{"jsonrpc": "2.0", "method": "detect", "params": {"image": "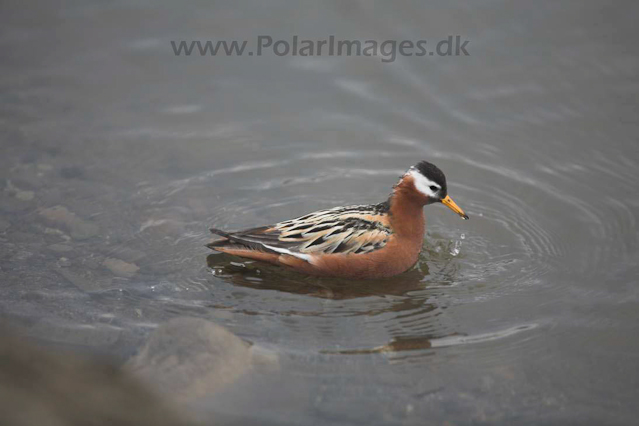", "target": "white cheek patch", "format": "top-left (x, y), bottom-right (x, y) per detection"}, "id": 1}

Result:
top-left (408, 169), bottom-right (440, 198)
